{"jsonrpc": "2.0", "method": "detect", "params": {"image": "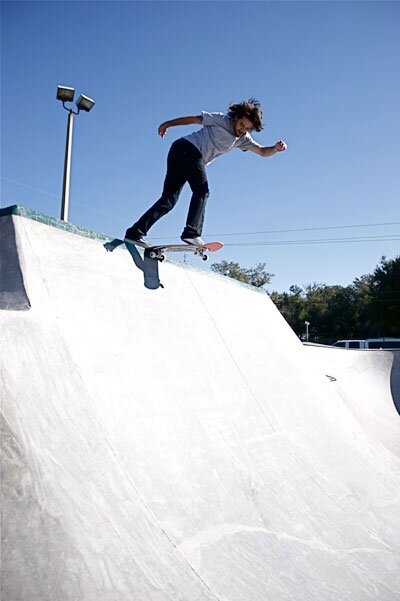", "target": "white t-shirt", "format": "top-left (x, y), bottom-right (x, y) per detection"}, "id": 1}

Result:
top-left (183, 111), bottom-right (262, 165)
